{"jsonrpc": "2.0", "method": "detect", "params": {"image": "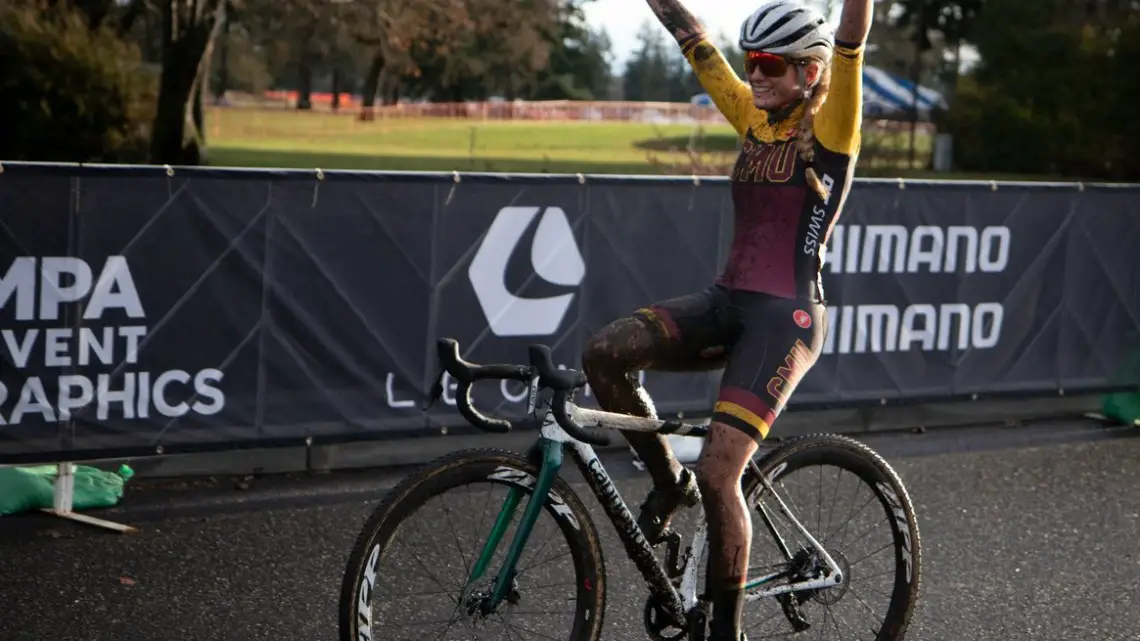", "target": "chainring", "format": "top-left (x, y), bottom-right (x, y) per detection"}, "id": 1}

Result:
top-left (644, 593), bottom-right (689, 641)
